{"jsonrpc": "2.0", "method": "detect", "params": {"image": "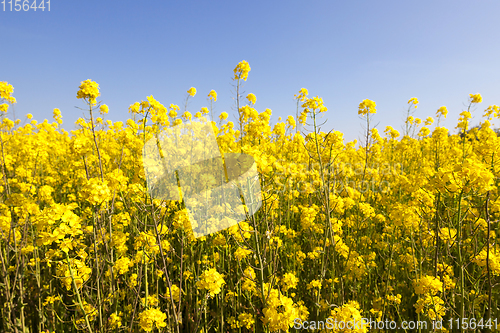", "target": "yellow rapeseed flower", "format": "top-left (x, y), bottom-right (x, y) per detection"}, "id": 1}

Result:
top-left (187, 87), bottom-right (197, 97)
top-left (246, 93), bottom-right (256, 105)
top-left (358, 99), bottom-right (377, 115)
top-left (208, 89), bottom-right (217, 101)
top-left (470, 93), bottom-right (482, 104)
top-left (234, 60), bottom-right (251, 81)
top-left (76, 79), bottom-right (100, 105)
